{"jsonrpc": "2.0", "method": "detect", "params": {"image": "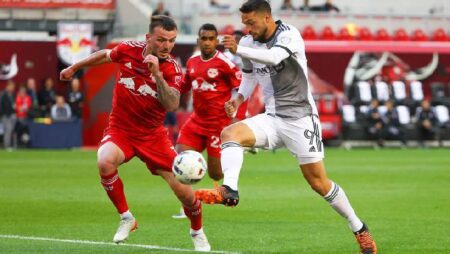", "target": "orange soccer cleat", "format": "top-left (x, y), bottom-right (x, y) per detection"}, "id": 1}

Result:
top-left (195, 185), bottom-right (239, 207)
top-left (354, 223), bottom-right (377, 254)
